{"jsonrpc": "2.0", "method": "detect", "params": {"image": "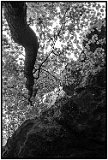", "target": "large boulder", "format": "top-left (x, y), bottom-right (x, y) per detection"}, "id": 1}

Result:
top-left (2, 67), bottom-right (106, 159)
top-left (2, 98), bottom-right (106, 158)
